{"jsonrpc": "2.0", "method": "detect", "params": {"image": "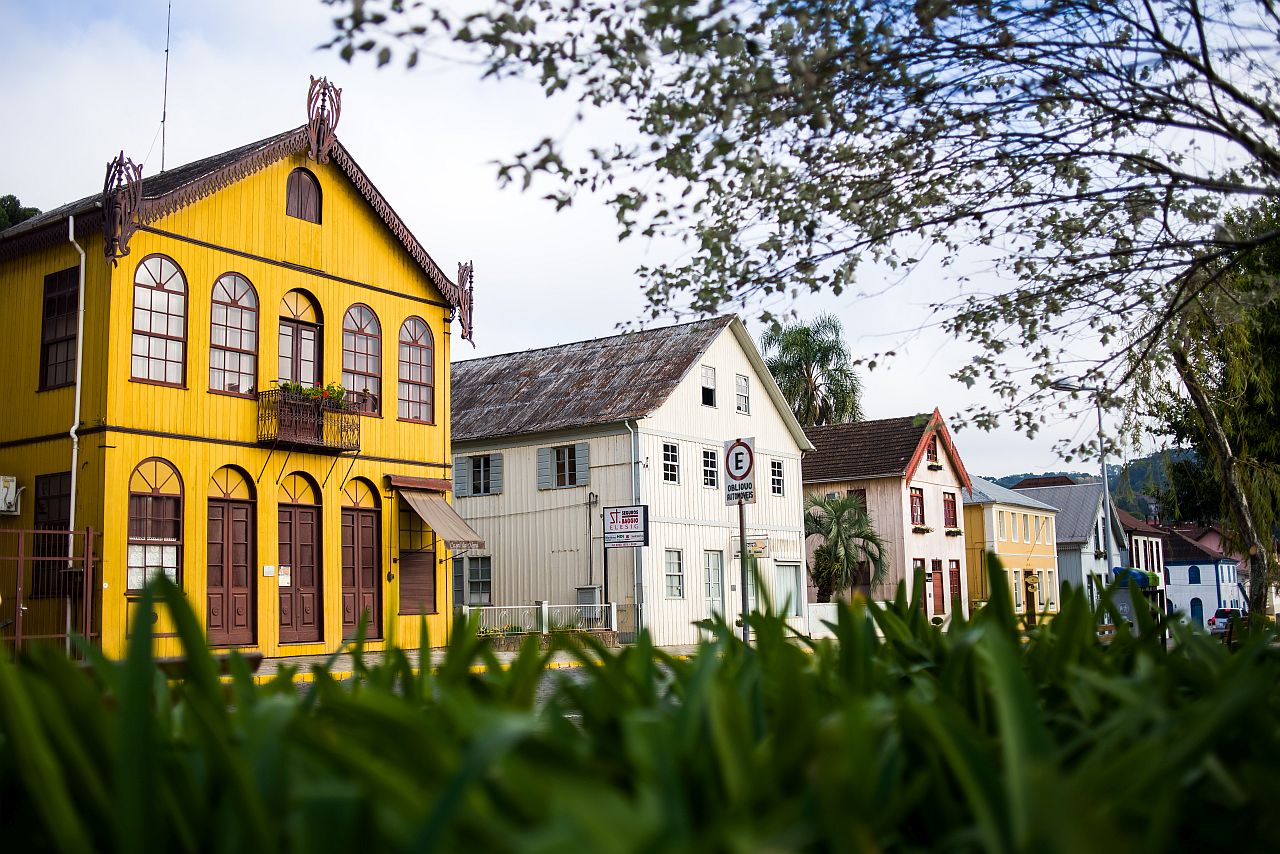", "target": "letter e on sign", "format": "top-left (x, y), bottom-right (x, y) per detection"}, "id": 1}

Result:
top-left (723, 437), bottom-right (756, 505)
